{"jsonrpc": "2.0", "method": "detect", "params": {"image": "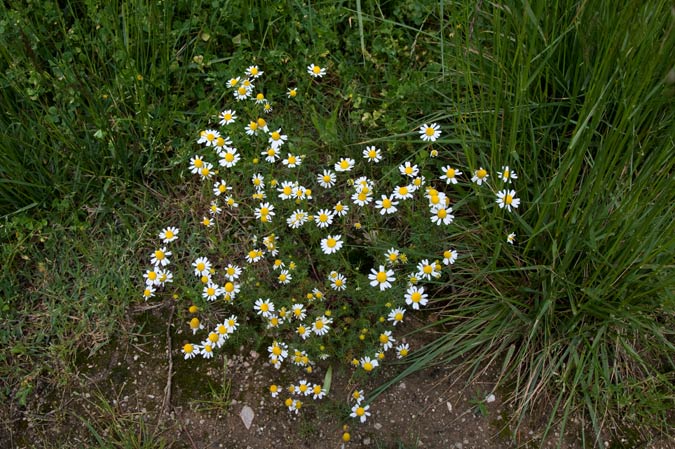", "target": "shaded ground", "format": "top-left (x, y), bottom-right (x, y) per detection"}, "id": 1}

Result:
top-left (2, 303), bottom-right (671, 449)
